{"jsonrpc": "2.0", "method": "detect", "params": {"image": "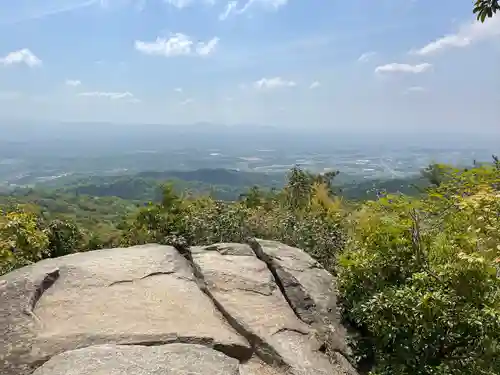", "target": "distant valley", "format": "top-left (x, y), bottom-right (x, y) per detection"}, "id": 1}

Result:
top-left (1, 122), bottom-right (498, 196)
